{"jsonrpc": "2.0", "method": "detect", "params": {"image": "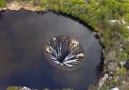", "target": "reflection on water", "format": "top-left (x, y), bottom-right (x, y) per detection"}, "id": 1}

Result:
top-left (0, 10), bottom-right (102, 90)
